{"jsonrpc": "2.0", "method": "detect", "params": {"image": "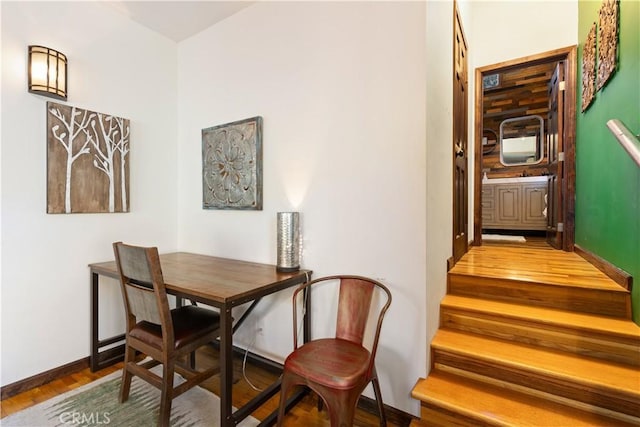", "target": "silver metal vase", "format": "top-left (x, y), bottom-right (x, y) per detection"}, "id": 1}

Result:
top-left (276, 212), bottom-right (300, 272)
